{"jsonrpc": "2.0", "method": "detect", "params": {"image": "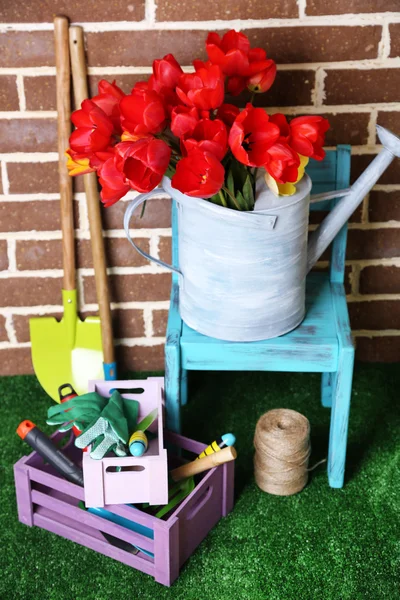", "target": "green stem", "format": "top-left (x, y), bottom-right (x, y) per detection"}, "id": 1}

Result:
top-left (249, 91), bottom-right (256, 104)
top-left (218, 189), bottom-right (228, 208)
top-left (223, 186), bottom-right (241, 211)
